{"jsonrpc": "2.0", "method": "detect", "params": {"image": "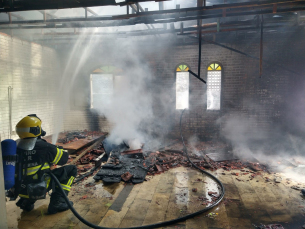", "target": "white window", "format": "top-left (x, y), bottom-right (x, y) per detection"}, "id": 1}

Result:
top-left (207, 63), bottom-right (222, 110)
top-left (90, 74), bottom-right (114, 109)
top-left (176, 64), bottom-right (190, 110)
